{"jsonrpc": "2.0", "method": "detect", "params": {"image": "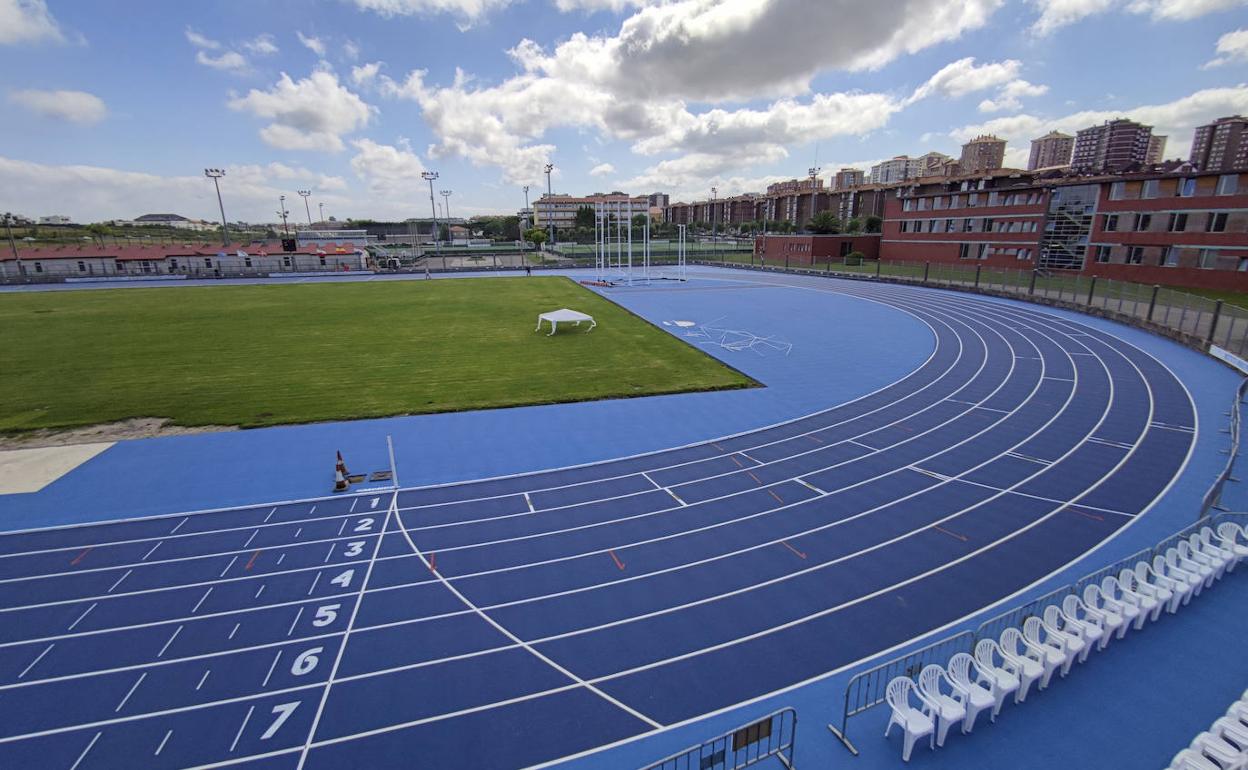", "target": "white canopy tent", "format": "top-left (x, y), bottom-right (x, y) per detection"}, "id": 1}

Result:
top-left (535, 308), bottom-right (596, 336)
